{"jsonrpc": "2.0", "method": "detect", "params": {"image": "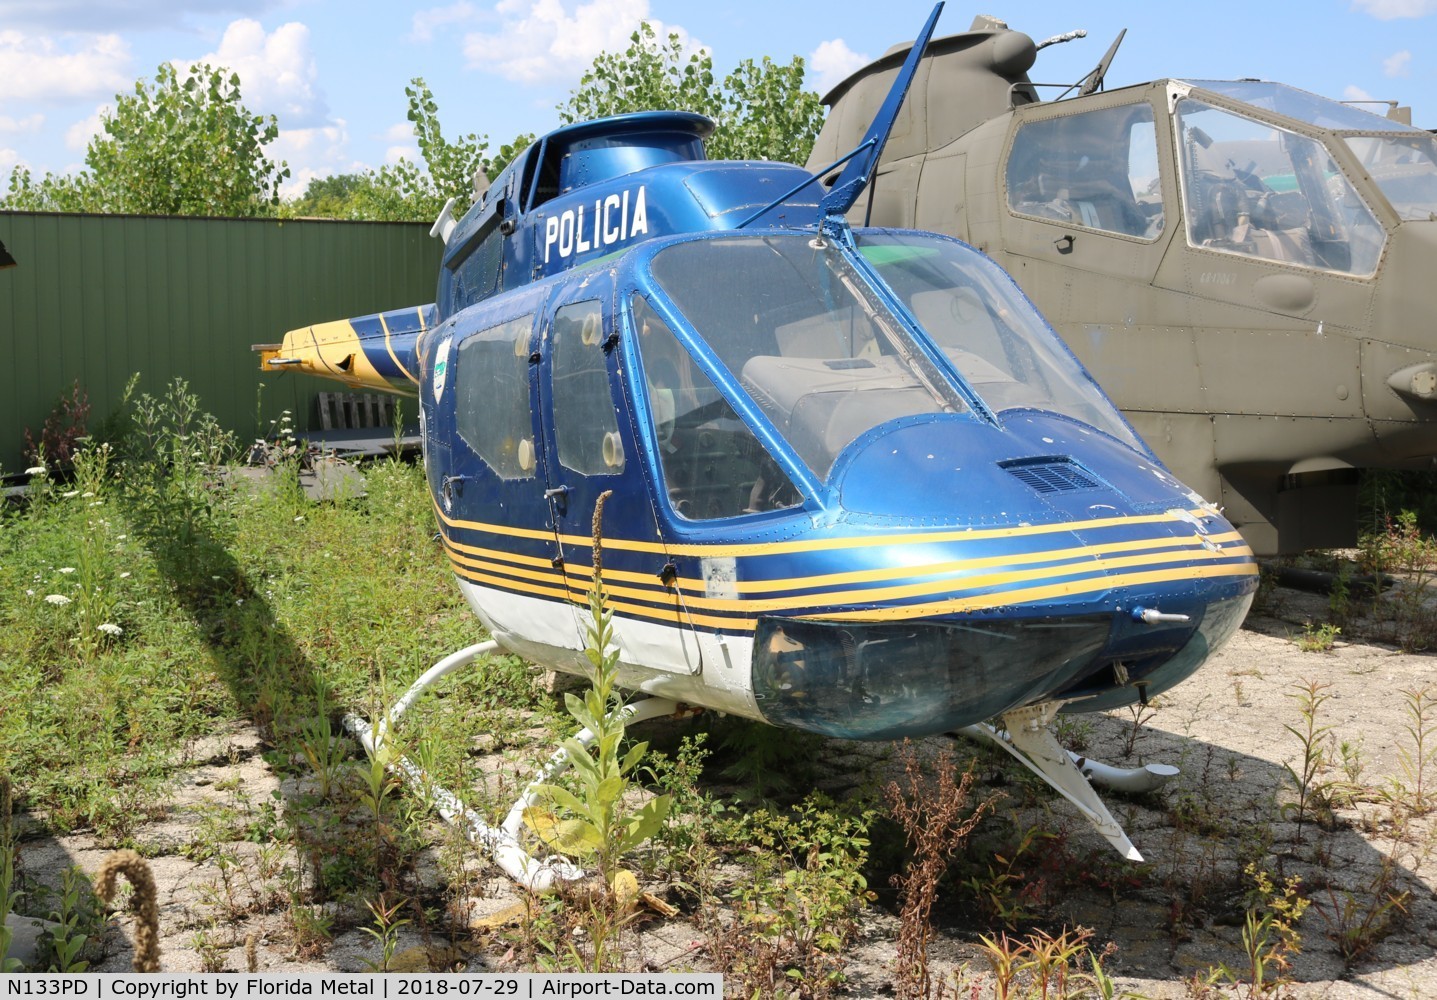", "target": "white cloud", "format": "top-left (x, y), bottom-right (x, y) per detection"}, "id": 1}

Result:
top-left (411, 2), bottom-right (477, 43)
top-left (265, 119), bottom-right (368, 199)
top-left (808, 38), bottom-right (870, 97)
top-left (462, 0), bottom-right (687, 85)
top-left (1351, 0), bottom-right (1437, 18)
top-left (1344, 84), bottom-right (1377, 103)
top-left (0, 148), bottom-right (18, 174)
top-left (279, 165), bottom-right (322, 202)
top-left (0, 113), bottom-right (43, 134)
top-left (1384, 50), bottom-right (1413, 77)
top-left (176, 19), bottom-right (327, 129)
top-left (382, 121), bottom-right (416, 144)
top-left (0, 30), bottom-right (131, 102)
top-left (64, 106), bottom-right (108, 151)
top-left (386, 144), bottom-right (419, 165)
